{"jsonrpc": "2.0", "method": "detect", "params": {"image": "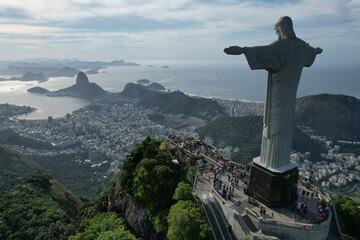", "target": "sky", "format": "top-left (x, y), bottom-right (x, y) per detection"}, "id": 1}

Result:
top-left (0, 0), bottom-right (359, 65)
